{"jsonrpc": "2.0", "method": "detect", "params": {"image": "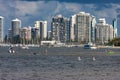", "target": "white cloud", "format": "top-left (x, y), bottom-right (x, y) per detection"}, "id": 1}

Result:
top-left (0, 1), bottom-right (15, 17)
top-left (91, 4), bottom-right (120, 23)
top-left (54, 2), bottom-right (62, 14)
top-left (16, 1), bottom-right (38, 16)
top-left (0, 0), bottom-right (120, 35)
top-left (63, 2), bottom-right (82, 13)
